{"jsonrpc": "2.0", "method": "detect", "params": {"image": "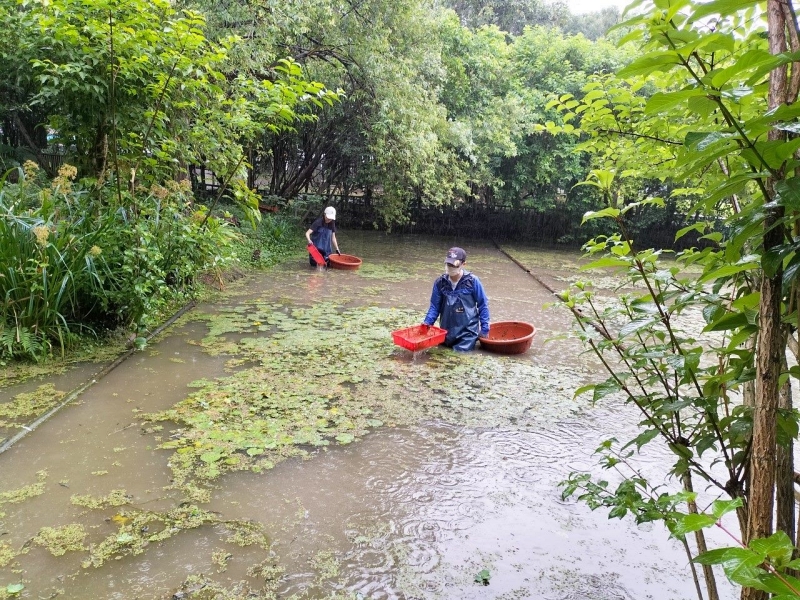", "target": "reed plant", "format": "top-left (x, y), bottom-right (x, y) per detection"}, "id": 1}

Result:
top-left (0, 165), bottom-right (110, 359)
top-left (0, 163), bottom-right (244, 361)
